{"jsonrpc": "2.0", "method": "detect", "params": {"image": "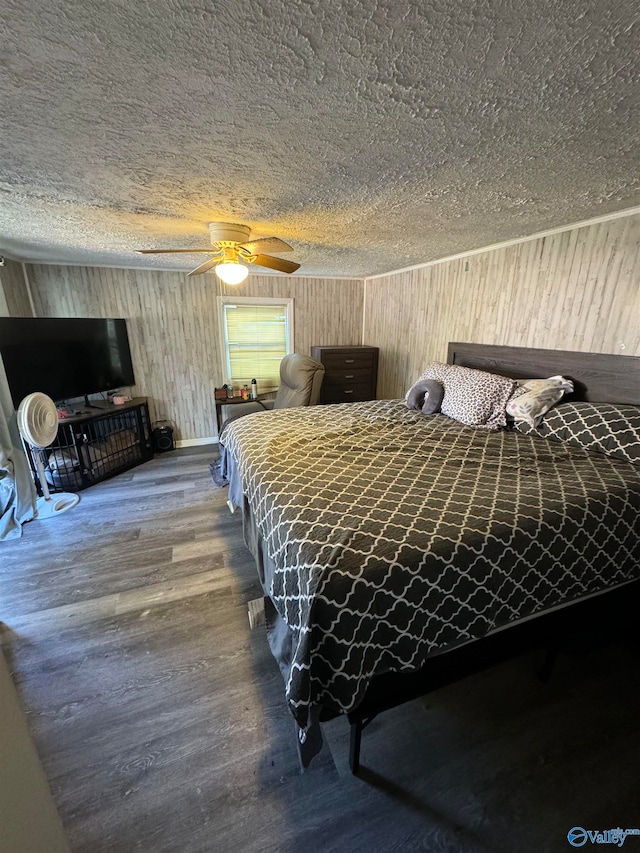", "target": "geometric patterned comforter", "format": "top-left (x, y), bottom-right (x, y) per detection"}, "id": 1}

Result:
top-left (222, 400), bottom-right (640, 737)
